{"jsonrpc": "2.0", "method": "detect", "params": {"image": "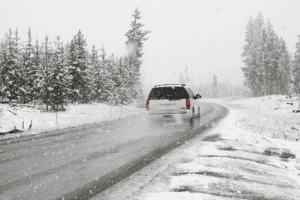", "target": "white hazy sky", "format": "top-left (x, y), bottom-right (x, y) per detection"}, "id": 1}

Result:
top-left (1, 0), bottom-right (300, 93)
